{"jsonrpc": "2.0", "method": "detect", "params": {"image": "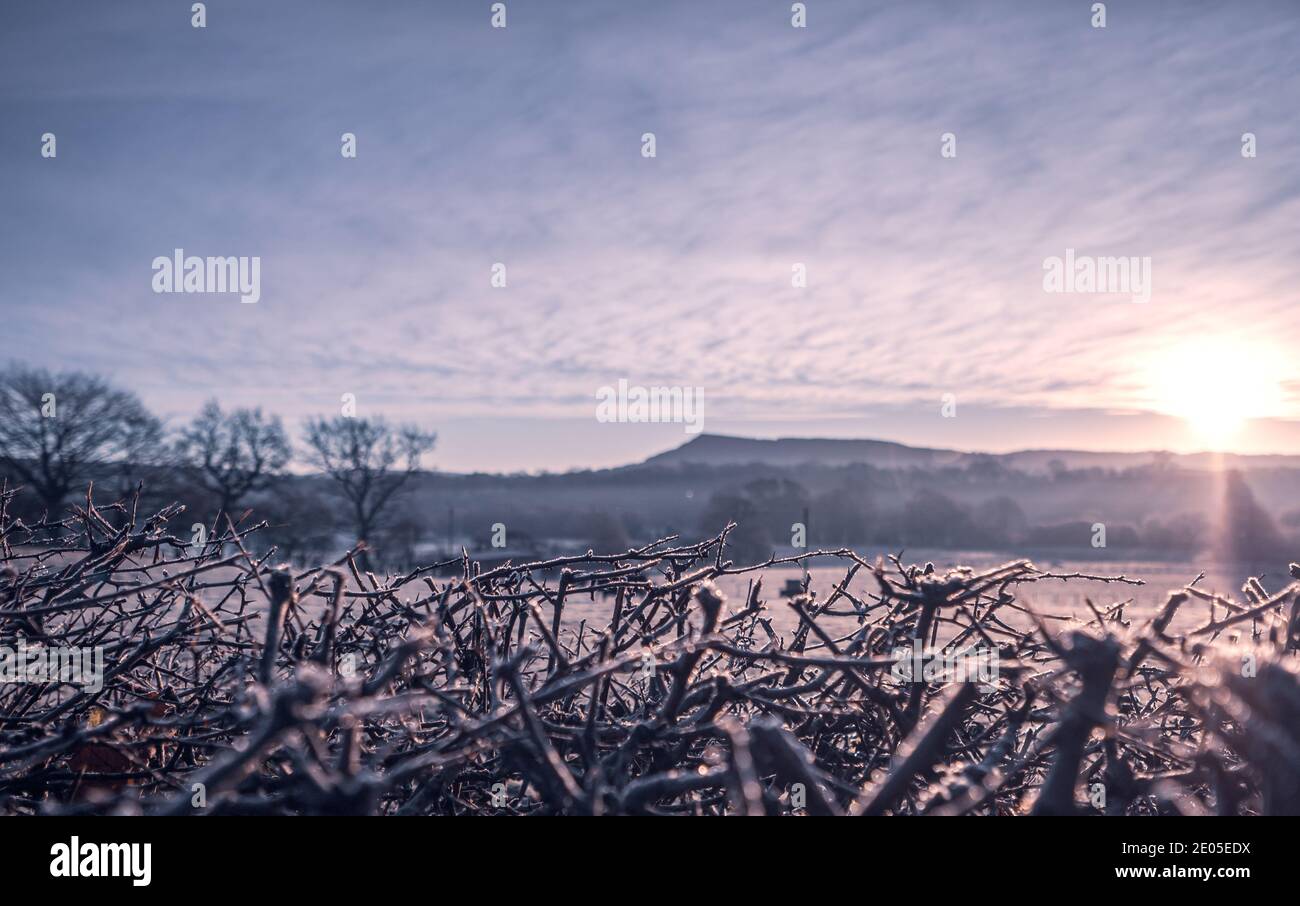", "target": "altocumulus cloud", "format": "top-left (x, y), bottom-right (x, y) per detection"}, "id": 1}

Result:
top-left (1, 0), bottom-right (1298, 469)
